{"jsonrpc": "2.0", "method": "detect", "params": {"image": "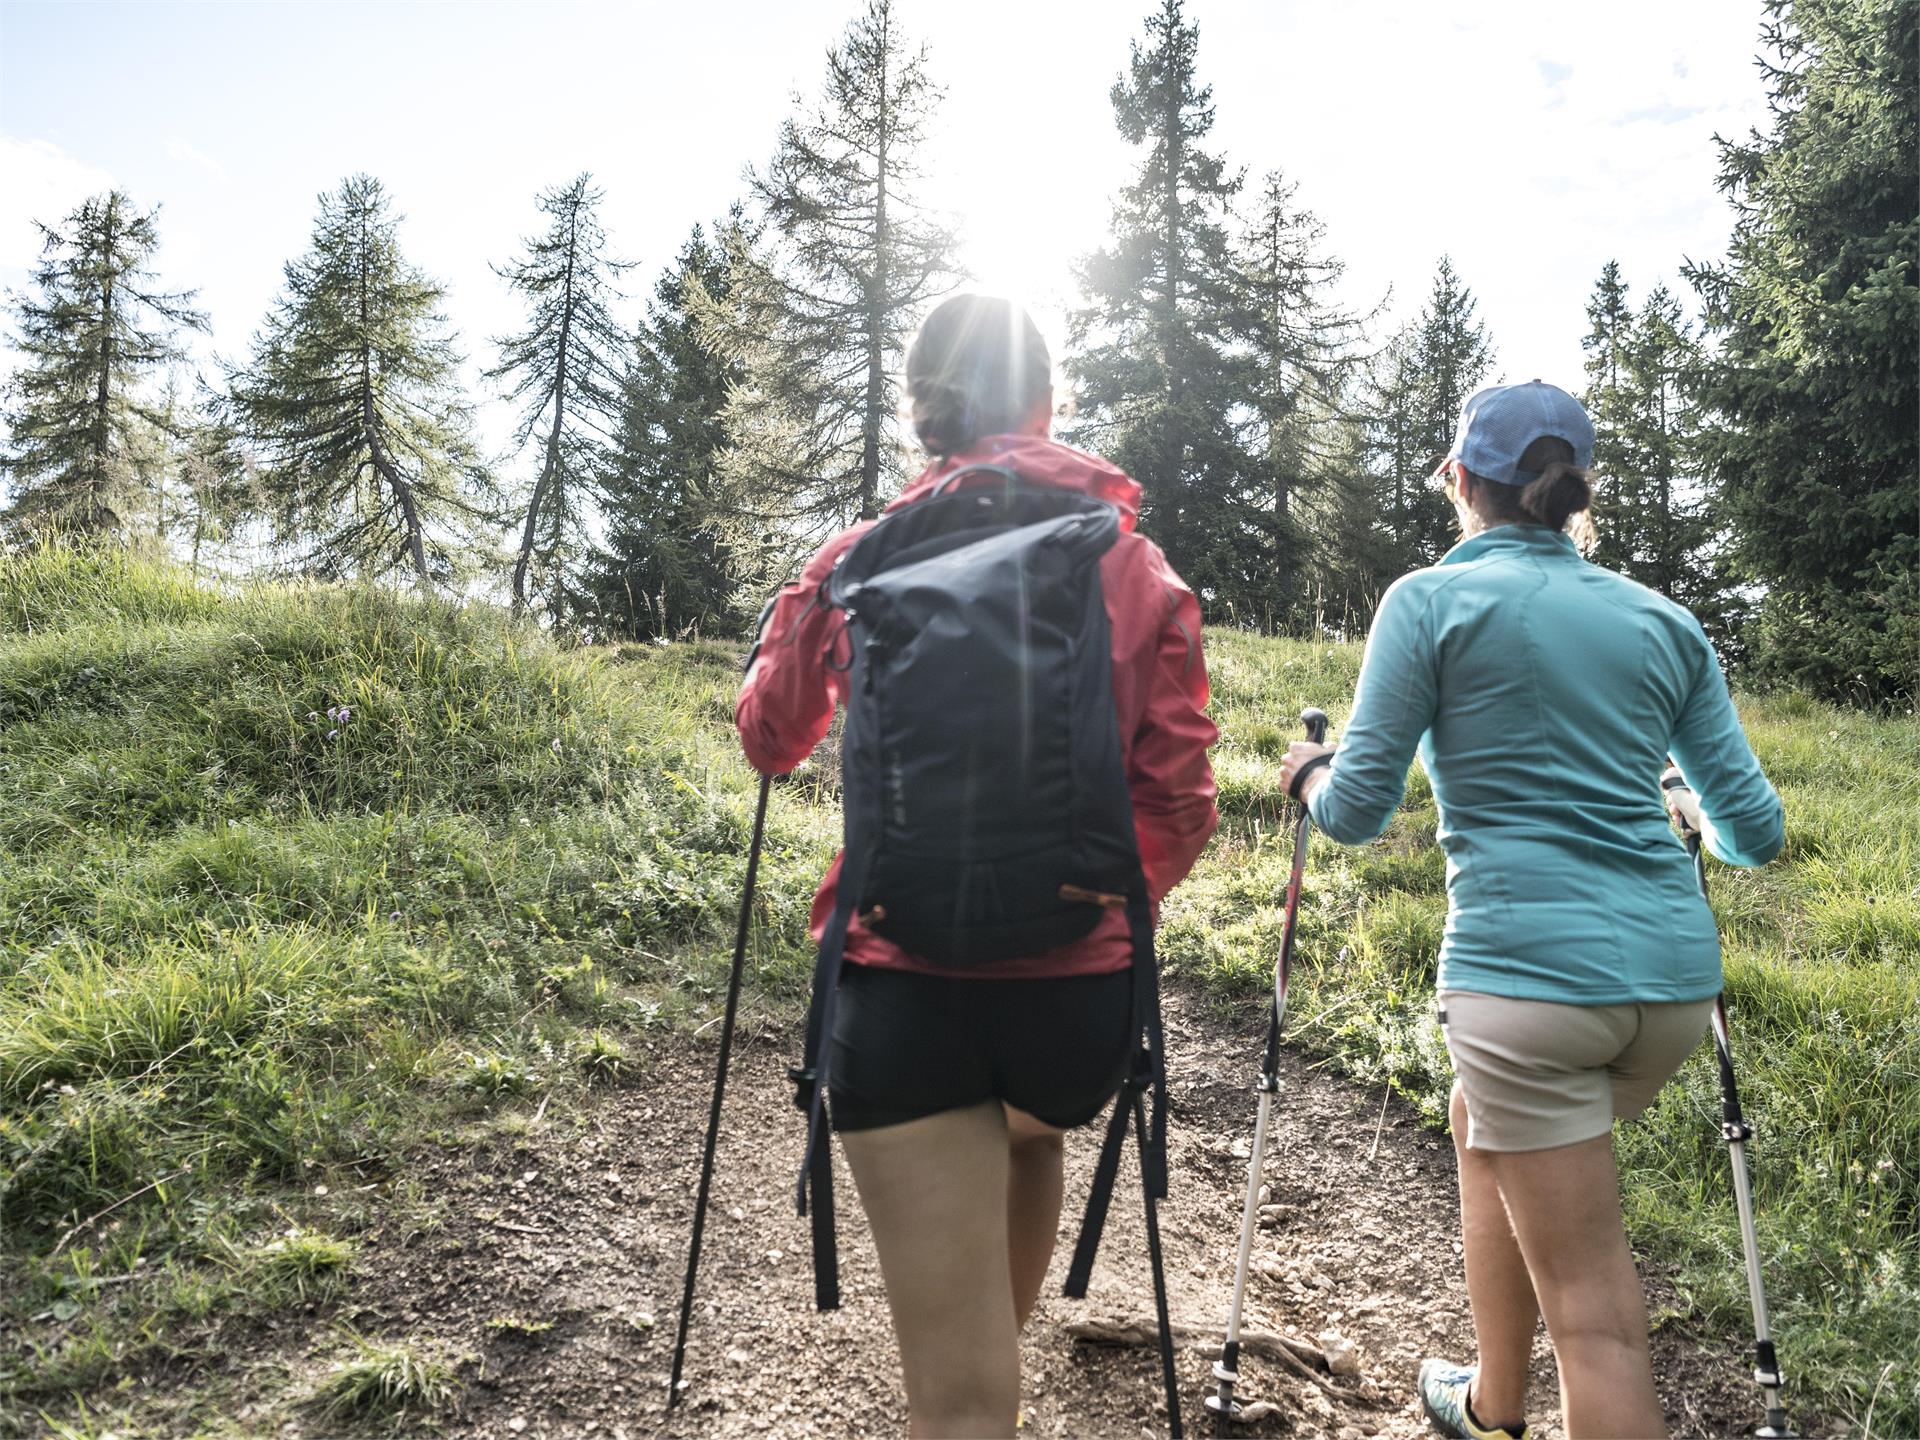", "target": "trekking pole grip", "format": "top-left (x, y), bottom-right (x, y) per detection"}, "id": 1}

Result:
top-left (1301, 707), bottom-right (1328, 744)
